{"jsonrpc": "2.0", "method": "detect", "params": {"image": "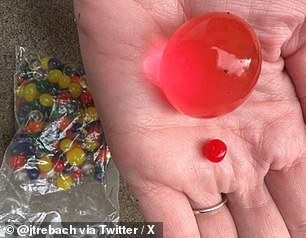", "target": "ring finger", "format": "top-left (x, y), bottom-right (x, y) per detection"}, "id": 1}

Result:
top-left (188, 189), bottom-right (238, 238)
